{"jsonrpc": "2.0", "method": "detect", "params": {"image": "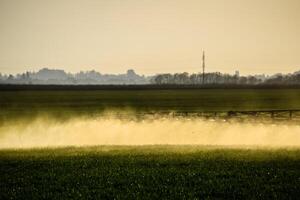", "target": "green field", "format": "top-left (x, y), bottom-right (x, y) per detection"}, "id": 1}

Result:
top-left (1, 146), bottom-right (300, 199)
top-left (1, 89), bottom-right (300, 120)
top-left (1, 88), bottom-right (300, 199)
